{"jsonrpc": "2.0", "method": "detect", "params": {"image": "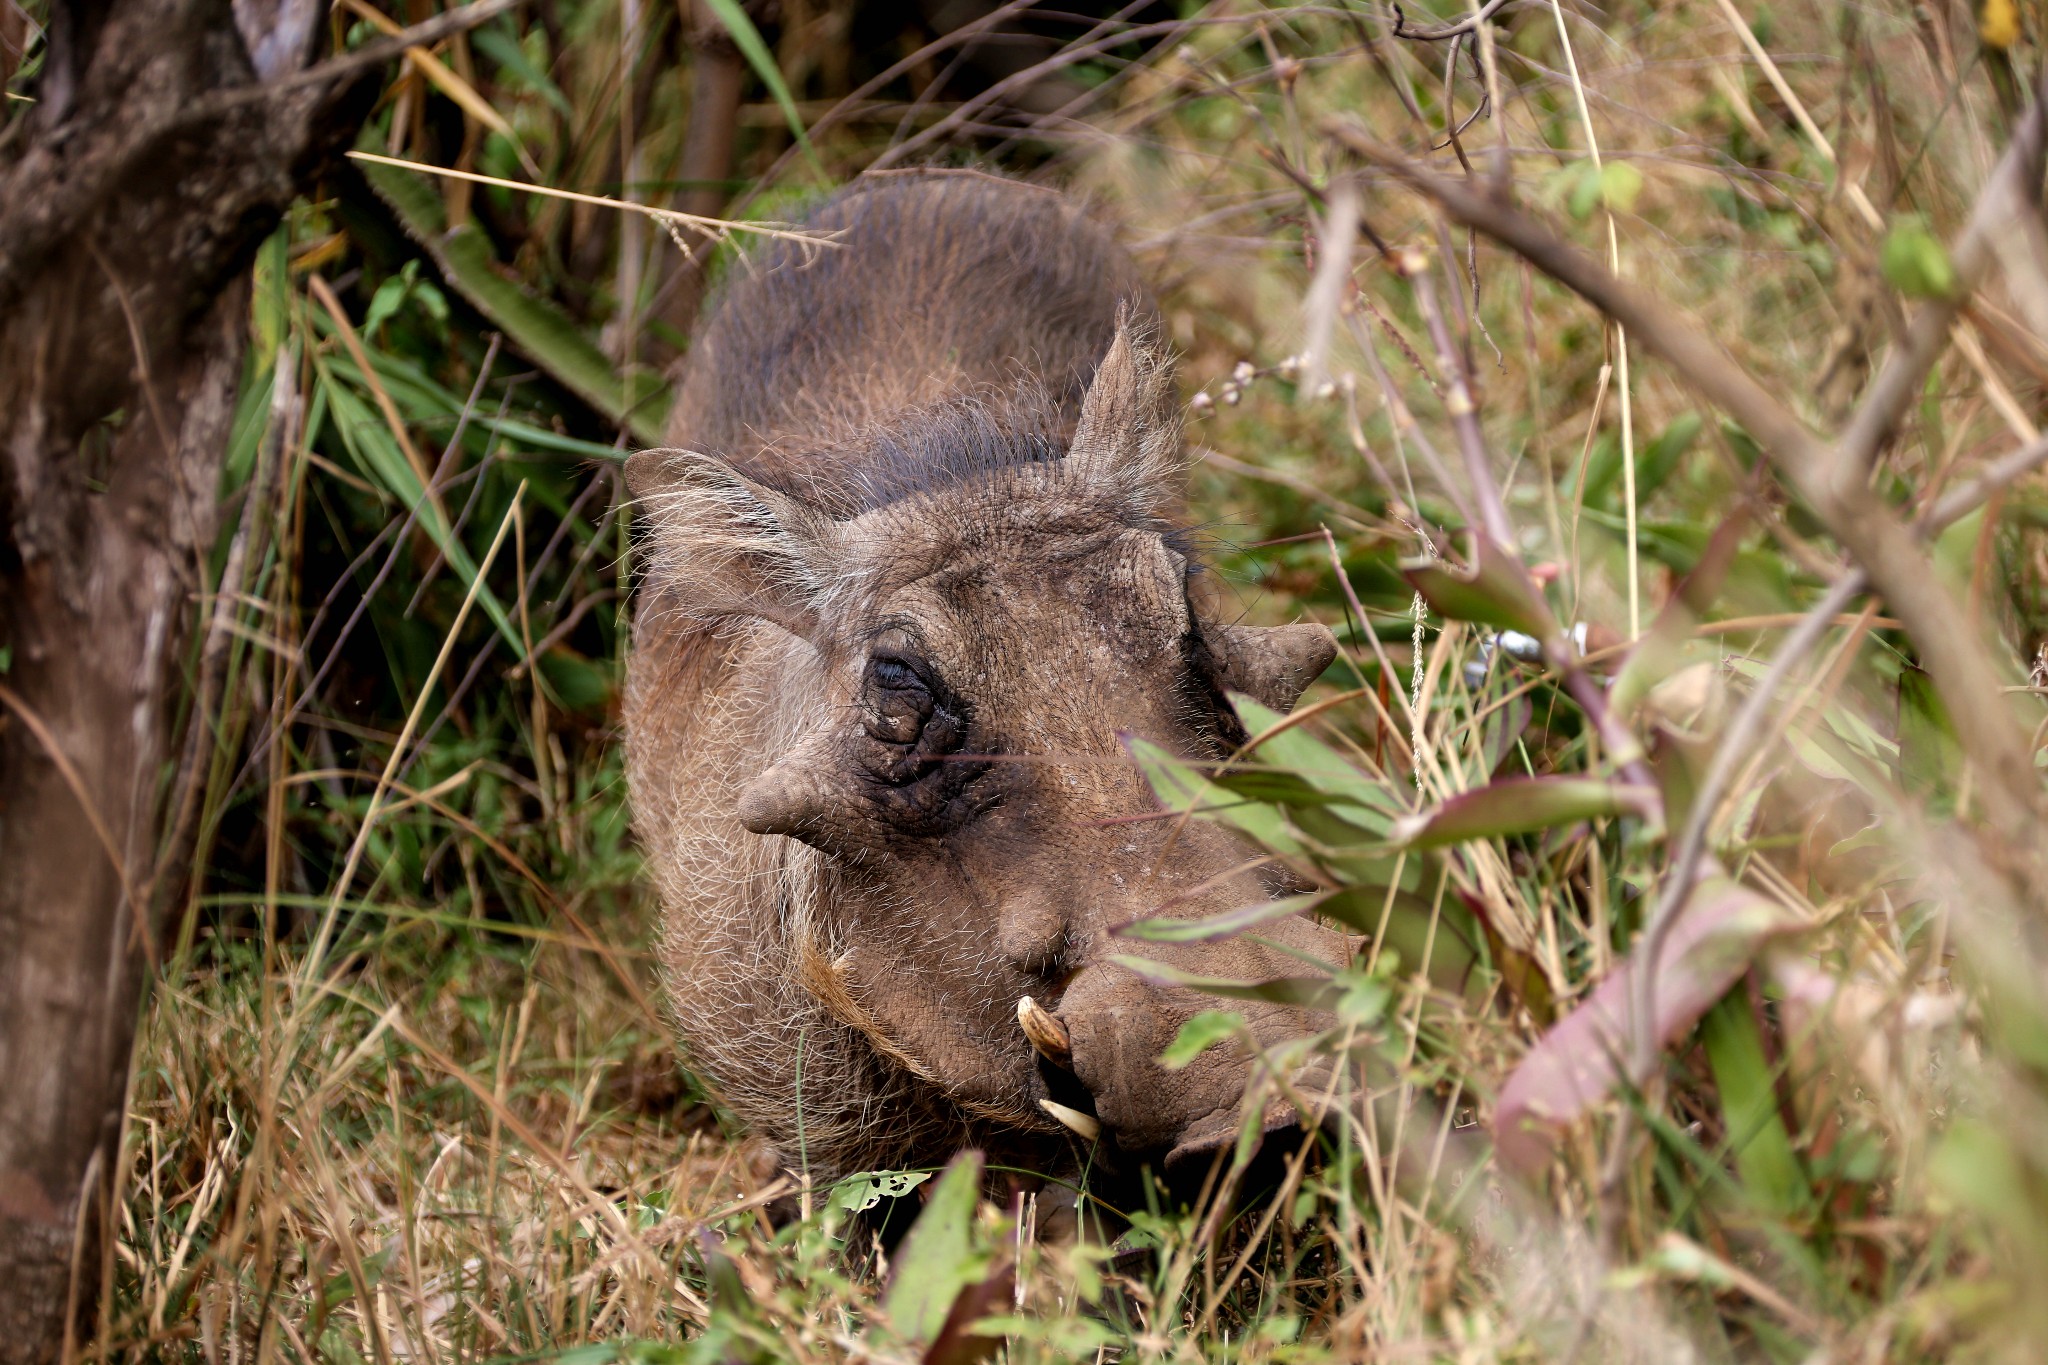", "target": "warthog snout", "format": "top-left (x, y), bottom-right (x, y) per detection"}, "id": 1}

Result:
top-left (1039, 908), bottom-right (1351, 1168)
